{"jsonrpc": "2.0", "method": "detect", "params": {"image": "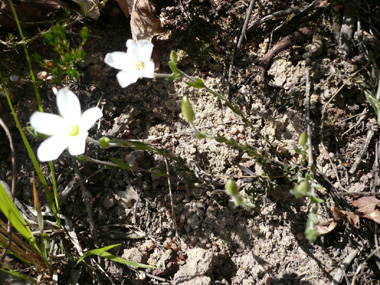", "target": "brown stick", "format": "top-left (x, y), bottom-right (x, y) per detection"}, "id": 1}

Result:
top-left (257, 27), bottom-right (314, 89)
